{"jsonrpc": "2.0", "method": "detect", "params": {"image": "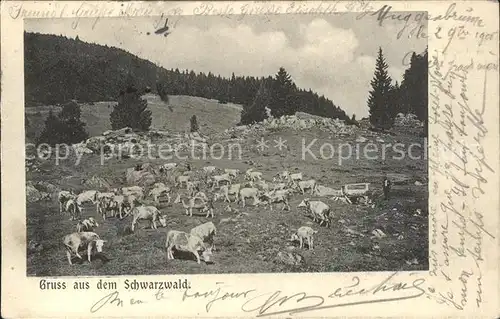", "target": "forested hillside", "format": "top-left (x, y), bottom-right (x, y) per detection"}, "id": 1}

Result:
top-left (24, 32), bottom-right (352, 123)
top-left (24, 32), bottom-right (163, 106)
